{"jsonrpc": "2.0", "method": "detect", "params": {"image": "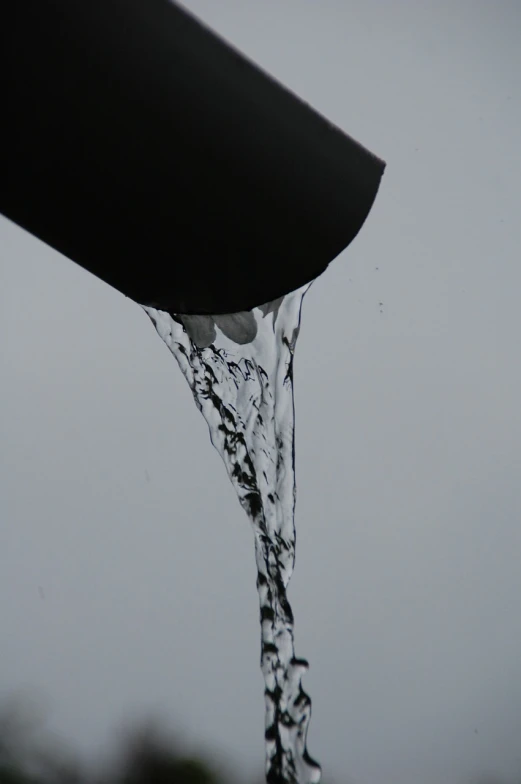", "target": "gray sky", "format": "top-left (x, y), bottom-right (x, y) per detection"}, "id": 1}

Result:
top-left (2, 2), bottom-right (521, 783)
